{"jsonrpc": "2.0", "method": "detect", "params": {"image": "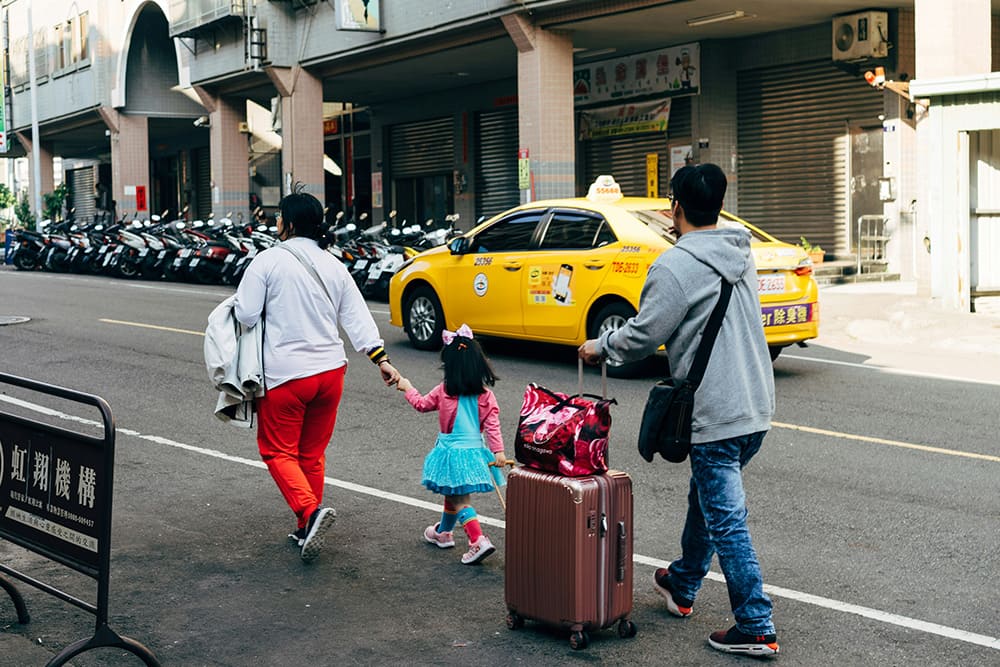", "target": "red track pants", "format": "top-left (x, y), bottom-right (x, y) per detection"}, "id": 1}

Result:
top-left (256, 366), bottom-right (346, 529)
